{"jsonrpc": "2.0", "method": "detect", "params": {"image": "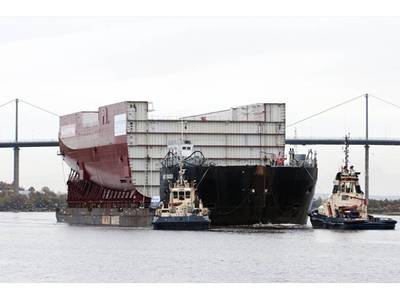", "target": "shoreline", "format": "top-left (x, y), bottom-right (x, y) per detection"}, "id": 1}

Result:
top-left (2, 209), bottom-right (400, 214)
top-left (0, 209), bottom-right (56, 213)
top-left (369, 212), bottom-right (400, 216)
